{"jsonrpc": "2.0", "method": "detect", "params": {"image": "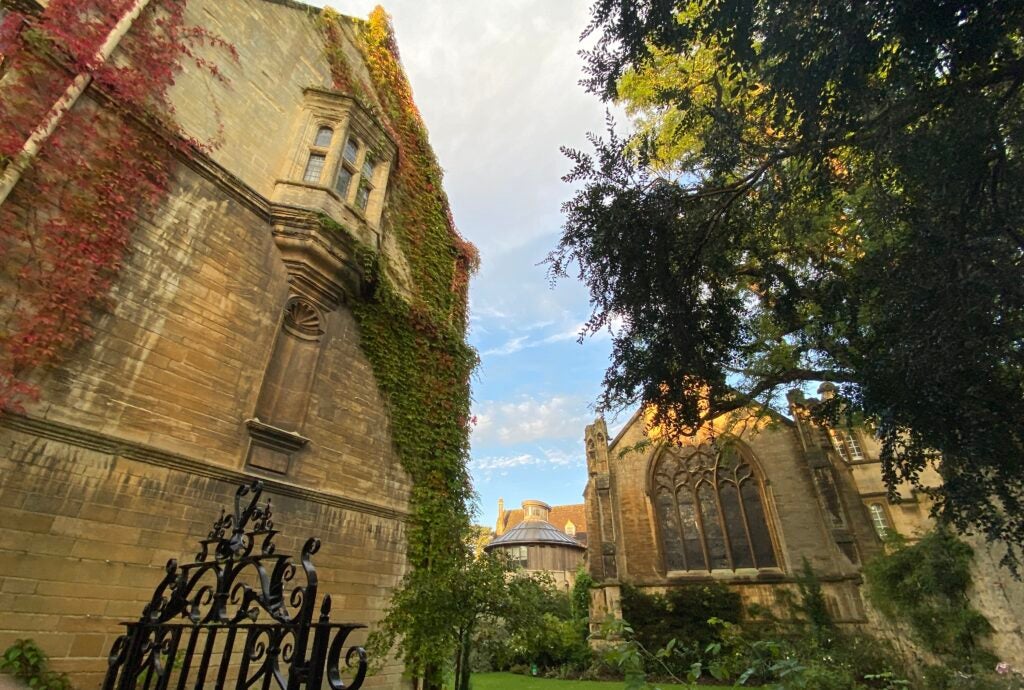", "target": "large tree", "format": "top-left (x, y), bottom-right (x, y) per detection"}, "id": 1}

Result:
top-left (550, 1), bottom-right (1024, 565)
